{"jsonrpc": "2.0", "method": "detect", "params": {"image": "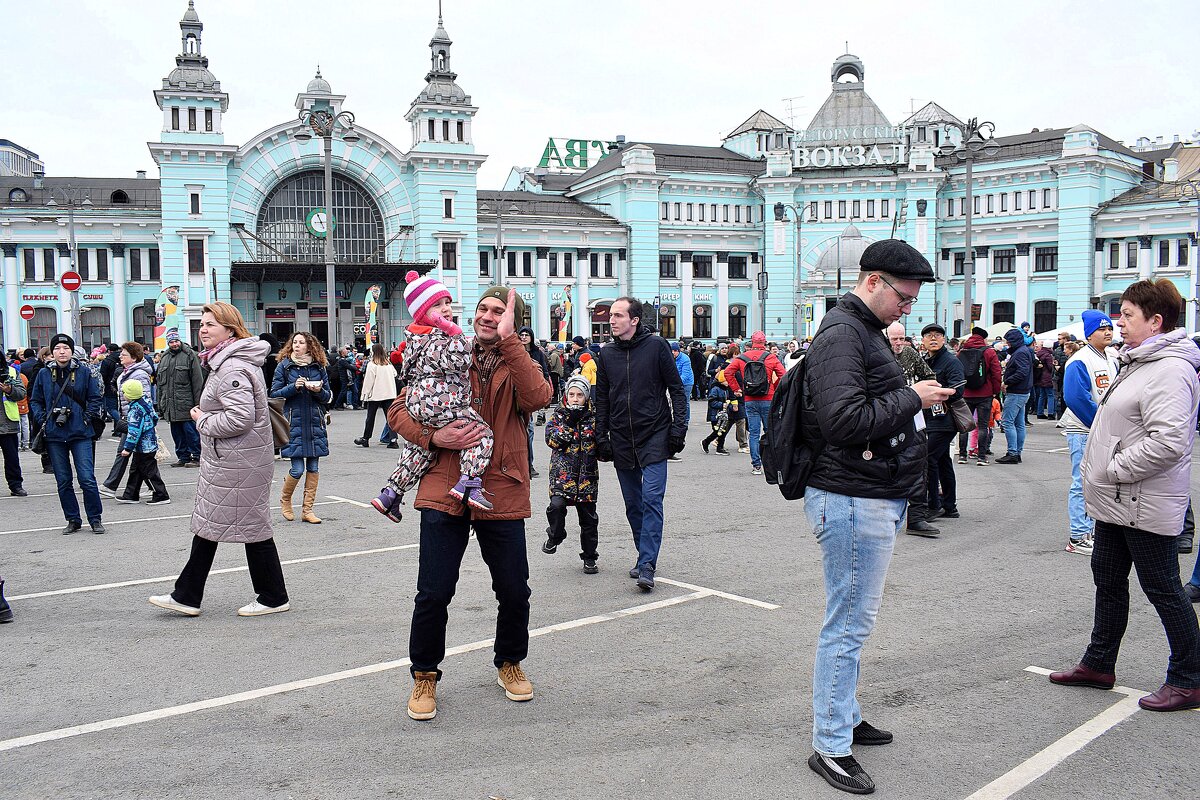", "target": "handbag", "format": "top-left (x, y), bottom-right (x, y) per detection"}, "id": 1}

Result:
top-left (949, 397), bottom-right (978, 434)
top-left (267, 397), bottom-right (290, 448)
